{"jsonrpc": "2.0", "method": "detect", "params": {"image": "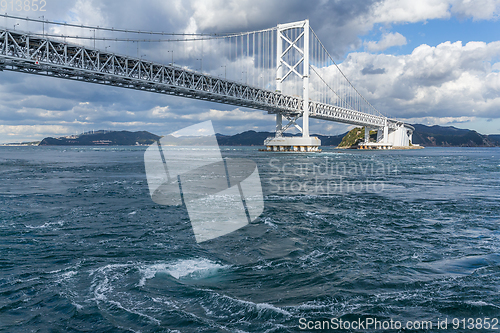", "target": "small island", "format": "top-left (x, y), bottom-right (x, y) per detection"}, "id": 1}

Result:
top-left (37, 130), bottom-right (160, 146)
top-left (337, 127), bottom-right (377, 148)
